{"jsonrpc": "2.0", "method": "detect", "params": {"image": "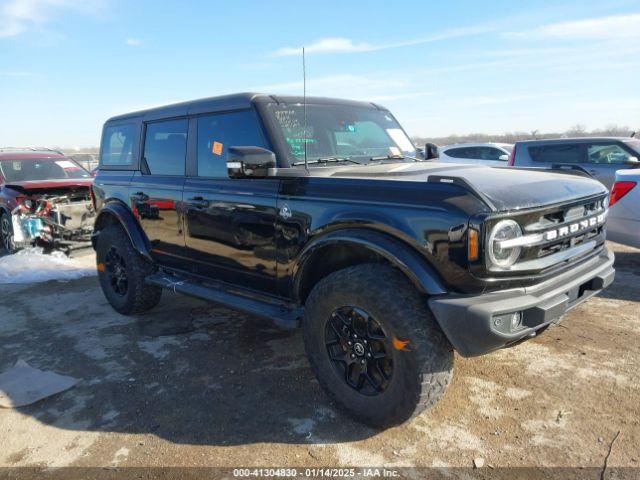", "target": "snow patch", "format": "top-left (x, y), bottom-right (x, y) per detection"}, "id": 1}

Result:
top-left (0, 248), bottom-right (95, 284)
